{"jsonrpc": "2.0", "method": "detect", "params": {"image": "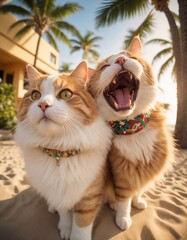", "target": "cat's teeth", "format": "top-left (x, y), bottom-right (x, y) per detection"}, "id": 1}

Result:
top-left (129, 72), bottom-right (133, 79)
top-left (113, 79), bottom-right (116, 84)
